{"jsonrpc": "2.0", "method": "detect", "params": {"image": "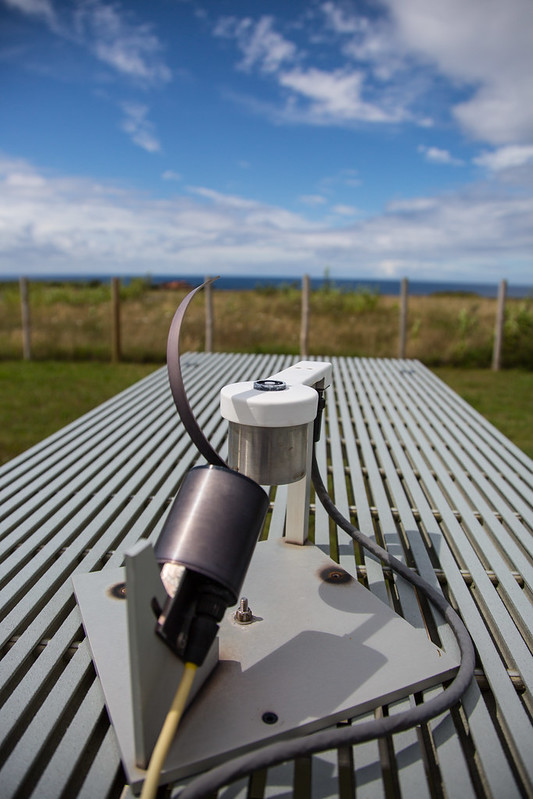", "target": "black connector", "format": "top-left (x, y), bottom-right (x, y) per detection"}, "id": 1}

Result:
top-left (155, 571), bottom-right (233, 667)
